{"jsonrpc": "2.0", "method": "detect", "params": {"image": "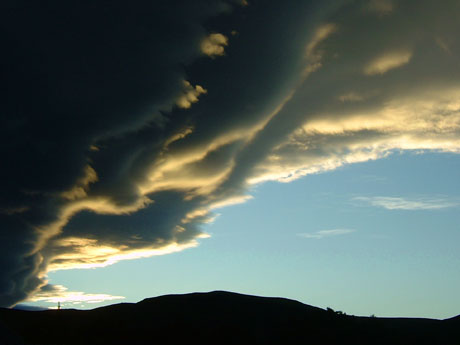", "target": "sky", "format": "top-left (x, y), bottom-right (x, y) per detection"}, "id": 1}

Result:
top-left (1, 0), bottom-right (460, 319)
